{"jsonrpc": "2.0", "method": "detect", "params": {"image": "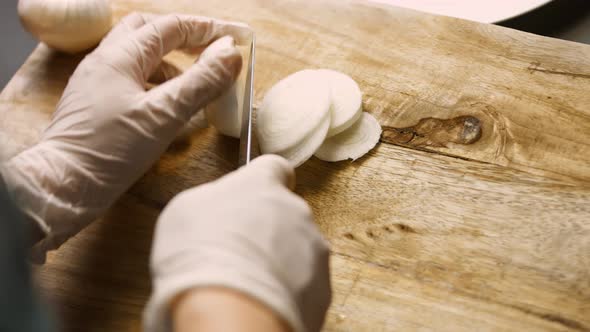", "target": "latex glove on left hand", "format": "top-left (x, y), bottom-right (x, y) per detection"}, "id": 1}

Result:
top-left (0, 13), bottom-right (247, 261)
